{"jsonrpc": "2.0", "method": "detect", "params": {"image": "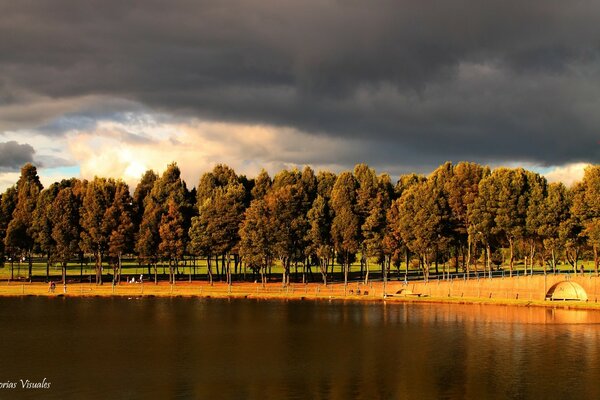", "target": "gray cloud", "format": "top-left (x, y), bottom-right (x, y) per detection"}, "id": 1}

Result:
top-left (0, 141), bottom-right (35, 170)
top-left (1, 0), bottom-right (600, 169)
